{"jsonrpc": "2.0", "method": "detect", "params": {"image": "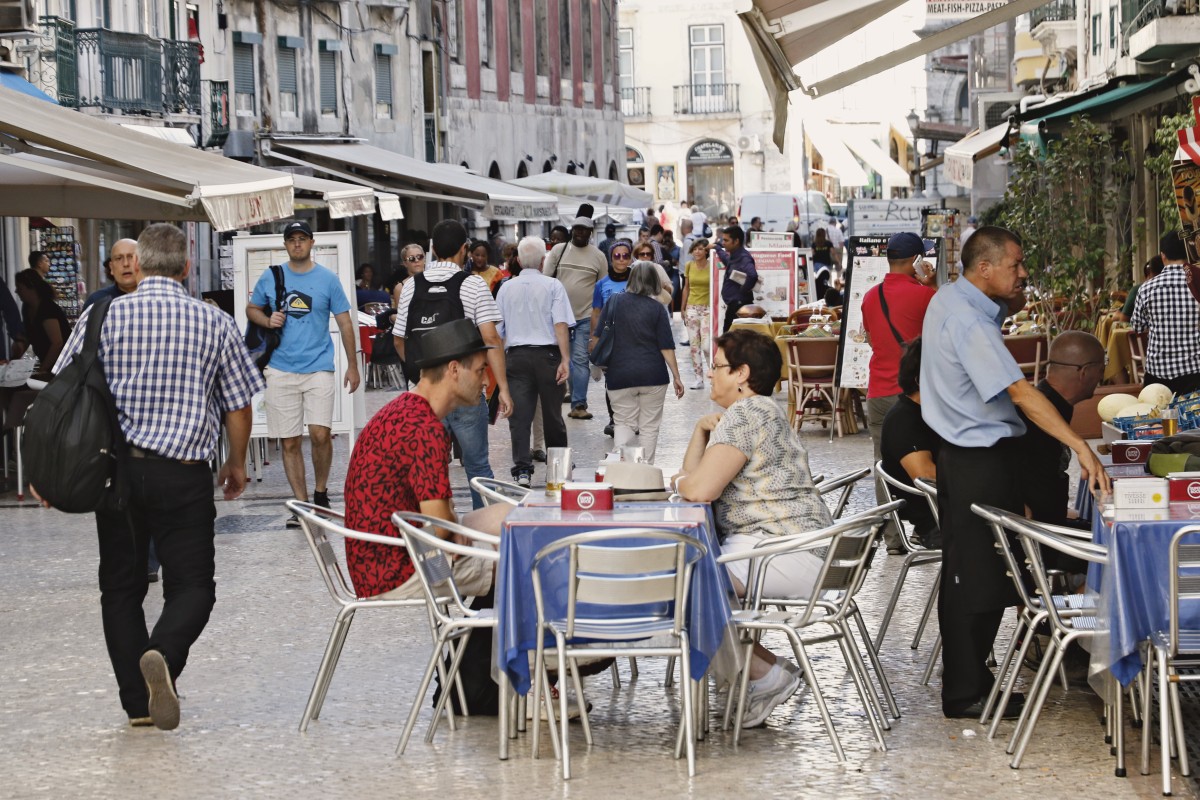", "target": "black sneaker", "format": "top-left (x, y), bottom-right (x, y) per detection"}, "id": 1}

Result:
top-left (531, 449), bottom-right (547, 463)
top-left (313, 490), bottom-right (330, 509)
top-left (603, 422), bottom-right (614, 437)
top-left (146, 571), bottom-right (159, 584)
top-left (285, 514), bottom-right (301, 529)
top-left (515, 472), bottom-right (532, 488)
